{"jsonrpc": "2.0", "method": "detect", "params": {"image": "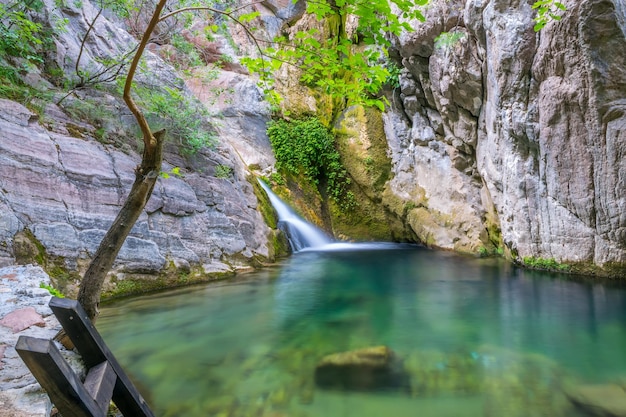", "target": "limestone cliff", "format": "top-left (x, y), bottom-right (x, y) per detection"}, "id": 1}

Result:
top-left (271, 0), bottom-right (624, 276)
top-left (334, 0), bottom-right (623, 277)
